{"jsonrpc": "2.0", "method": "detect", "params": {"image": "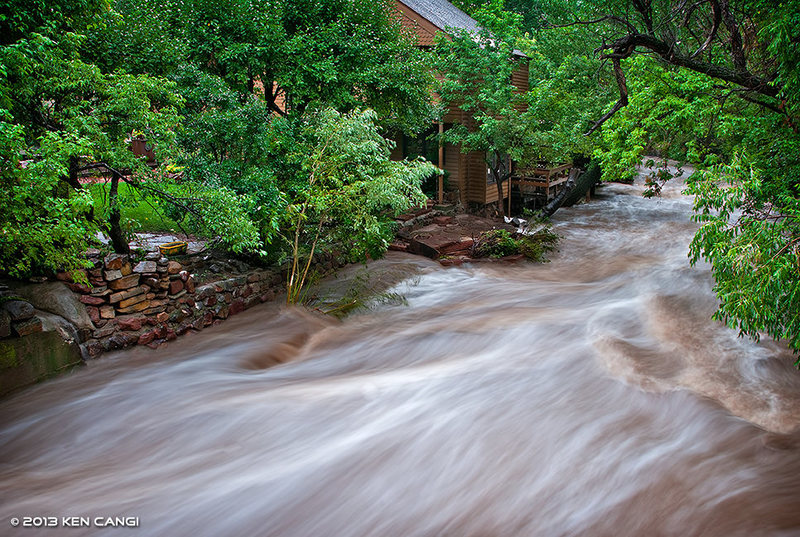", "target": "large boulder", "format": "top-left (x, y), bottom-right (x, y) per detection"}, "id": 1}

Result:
top-left (12, 282), bottom-right (95, 332)
top-left (0, 310), bottom-right (83, 397)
